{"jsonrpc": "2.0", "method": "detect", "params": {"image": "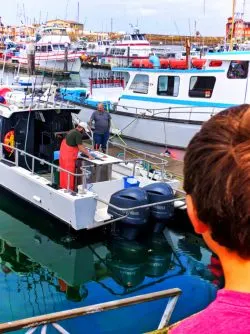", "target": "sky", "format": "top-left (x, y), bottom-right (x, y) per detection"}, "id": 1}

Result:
top-left (2, 0), bottom-right (250, 36)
